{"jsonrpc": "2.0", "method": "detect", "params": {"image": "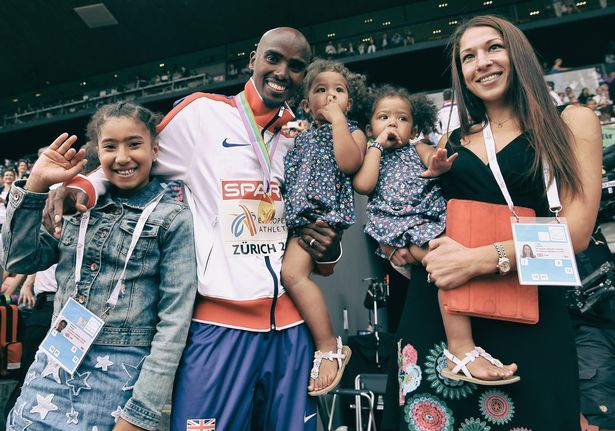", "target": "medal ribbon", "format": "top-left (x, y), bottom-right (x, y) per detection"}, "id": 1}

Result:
top-left (234, 91), bottom-right (281, 192)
